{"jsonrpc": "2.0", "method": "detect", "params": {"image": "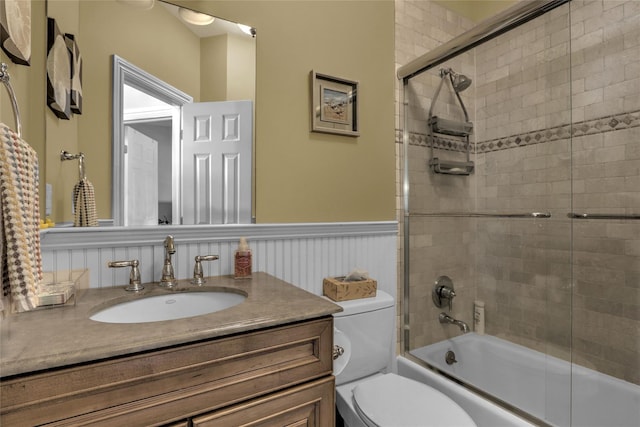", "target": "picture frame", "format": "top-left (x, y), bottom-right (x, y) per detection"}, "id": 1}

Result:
top-left (0, 0), bottom-right (31, 65)
top-left (46, 17), bottom-right (71, 119)
top-left (65, 33), bottom-right (82, 114)
top-left (311, 71), bottom-right (359, 137)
